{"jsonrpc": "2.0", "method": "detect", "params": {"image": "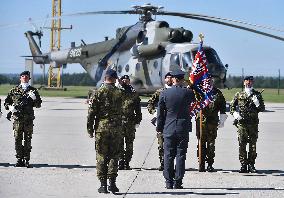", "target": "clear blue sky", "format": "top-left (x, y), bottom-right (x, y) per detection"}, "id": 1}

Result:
top-left (0, 0), bottom-right (283, 76)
